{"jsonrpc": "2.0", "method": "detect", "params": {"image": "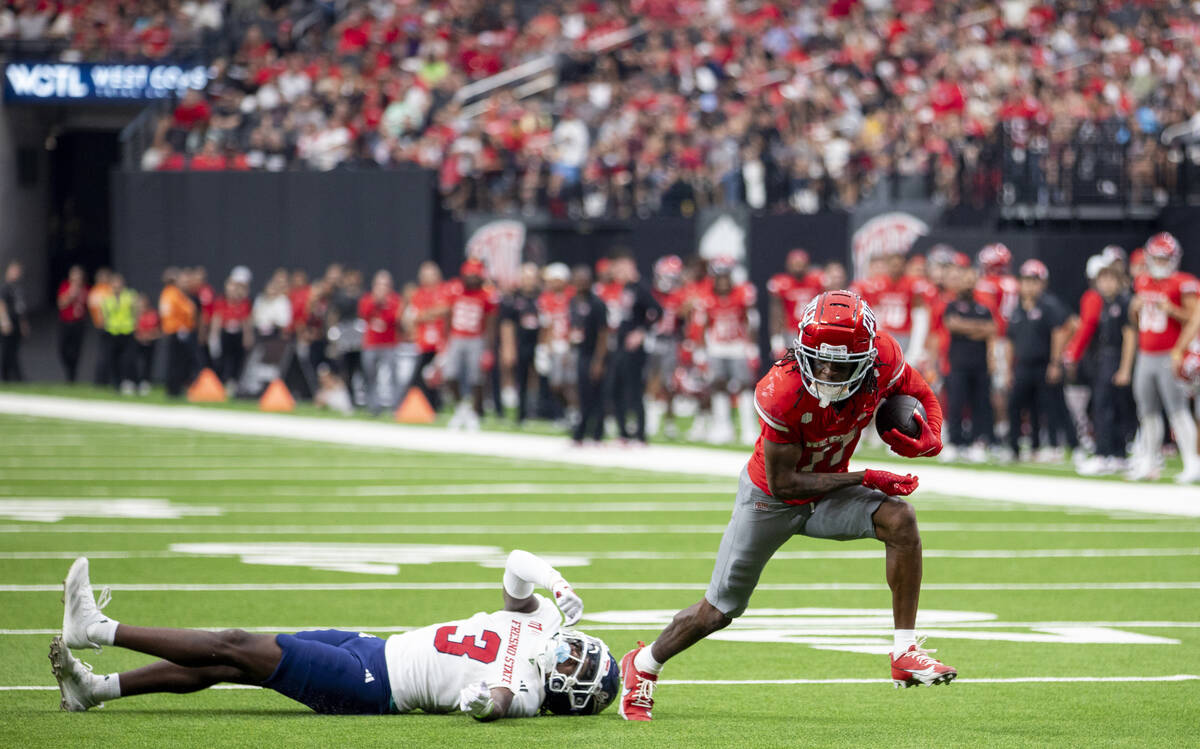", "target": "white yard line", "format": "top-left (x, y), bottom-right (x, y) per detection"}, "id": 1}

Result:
top-left (2, 581), bottom-right (1199, 593)
top-left (1, 547), bottom-right (1197, 561)
top-left (0, 522), bottom-right (1196, 535)
top-left (2, 393), bottom-right (1198, 517)
top-left (3, 620), bottom-right (1199, 636)
top-left (2, 676), bottom-right (1196, 691)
